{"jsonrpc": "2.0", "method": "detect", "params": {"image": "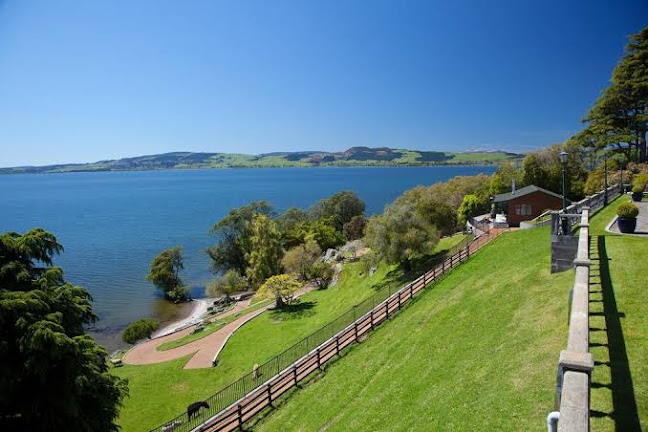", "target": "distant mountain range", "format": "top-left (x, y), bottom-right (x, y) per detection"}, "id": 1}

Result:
top-left (0, 147), bottom-right (522, 174)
